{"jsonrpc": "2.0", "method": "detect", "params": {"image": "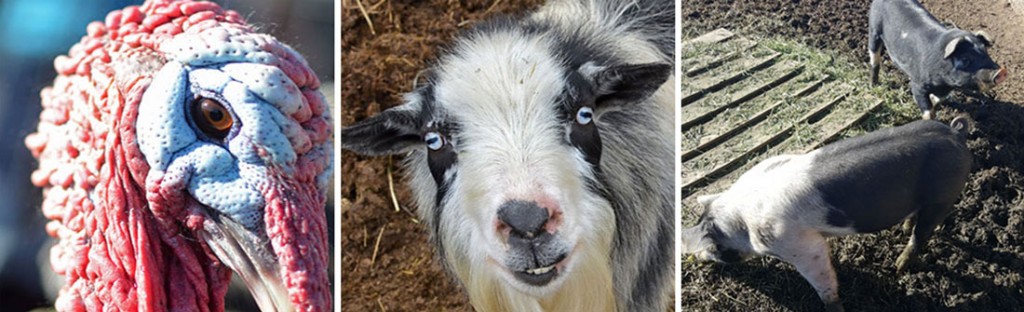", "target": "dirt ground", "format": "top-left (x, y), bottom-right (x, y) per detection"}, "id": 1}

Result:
top-left (342, 0), bottom-right (1024, 310)
top-left (340, 0), bottom-right (543, 310)
top-left (682, 0), bottom-right (1024, 311)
